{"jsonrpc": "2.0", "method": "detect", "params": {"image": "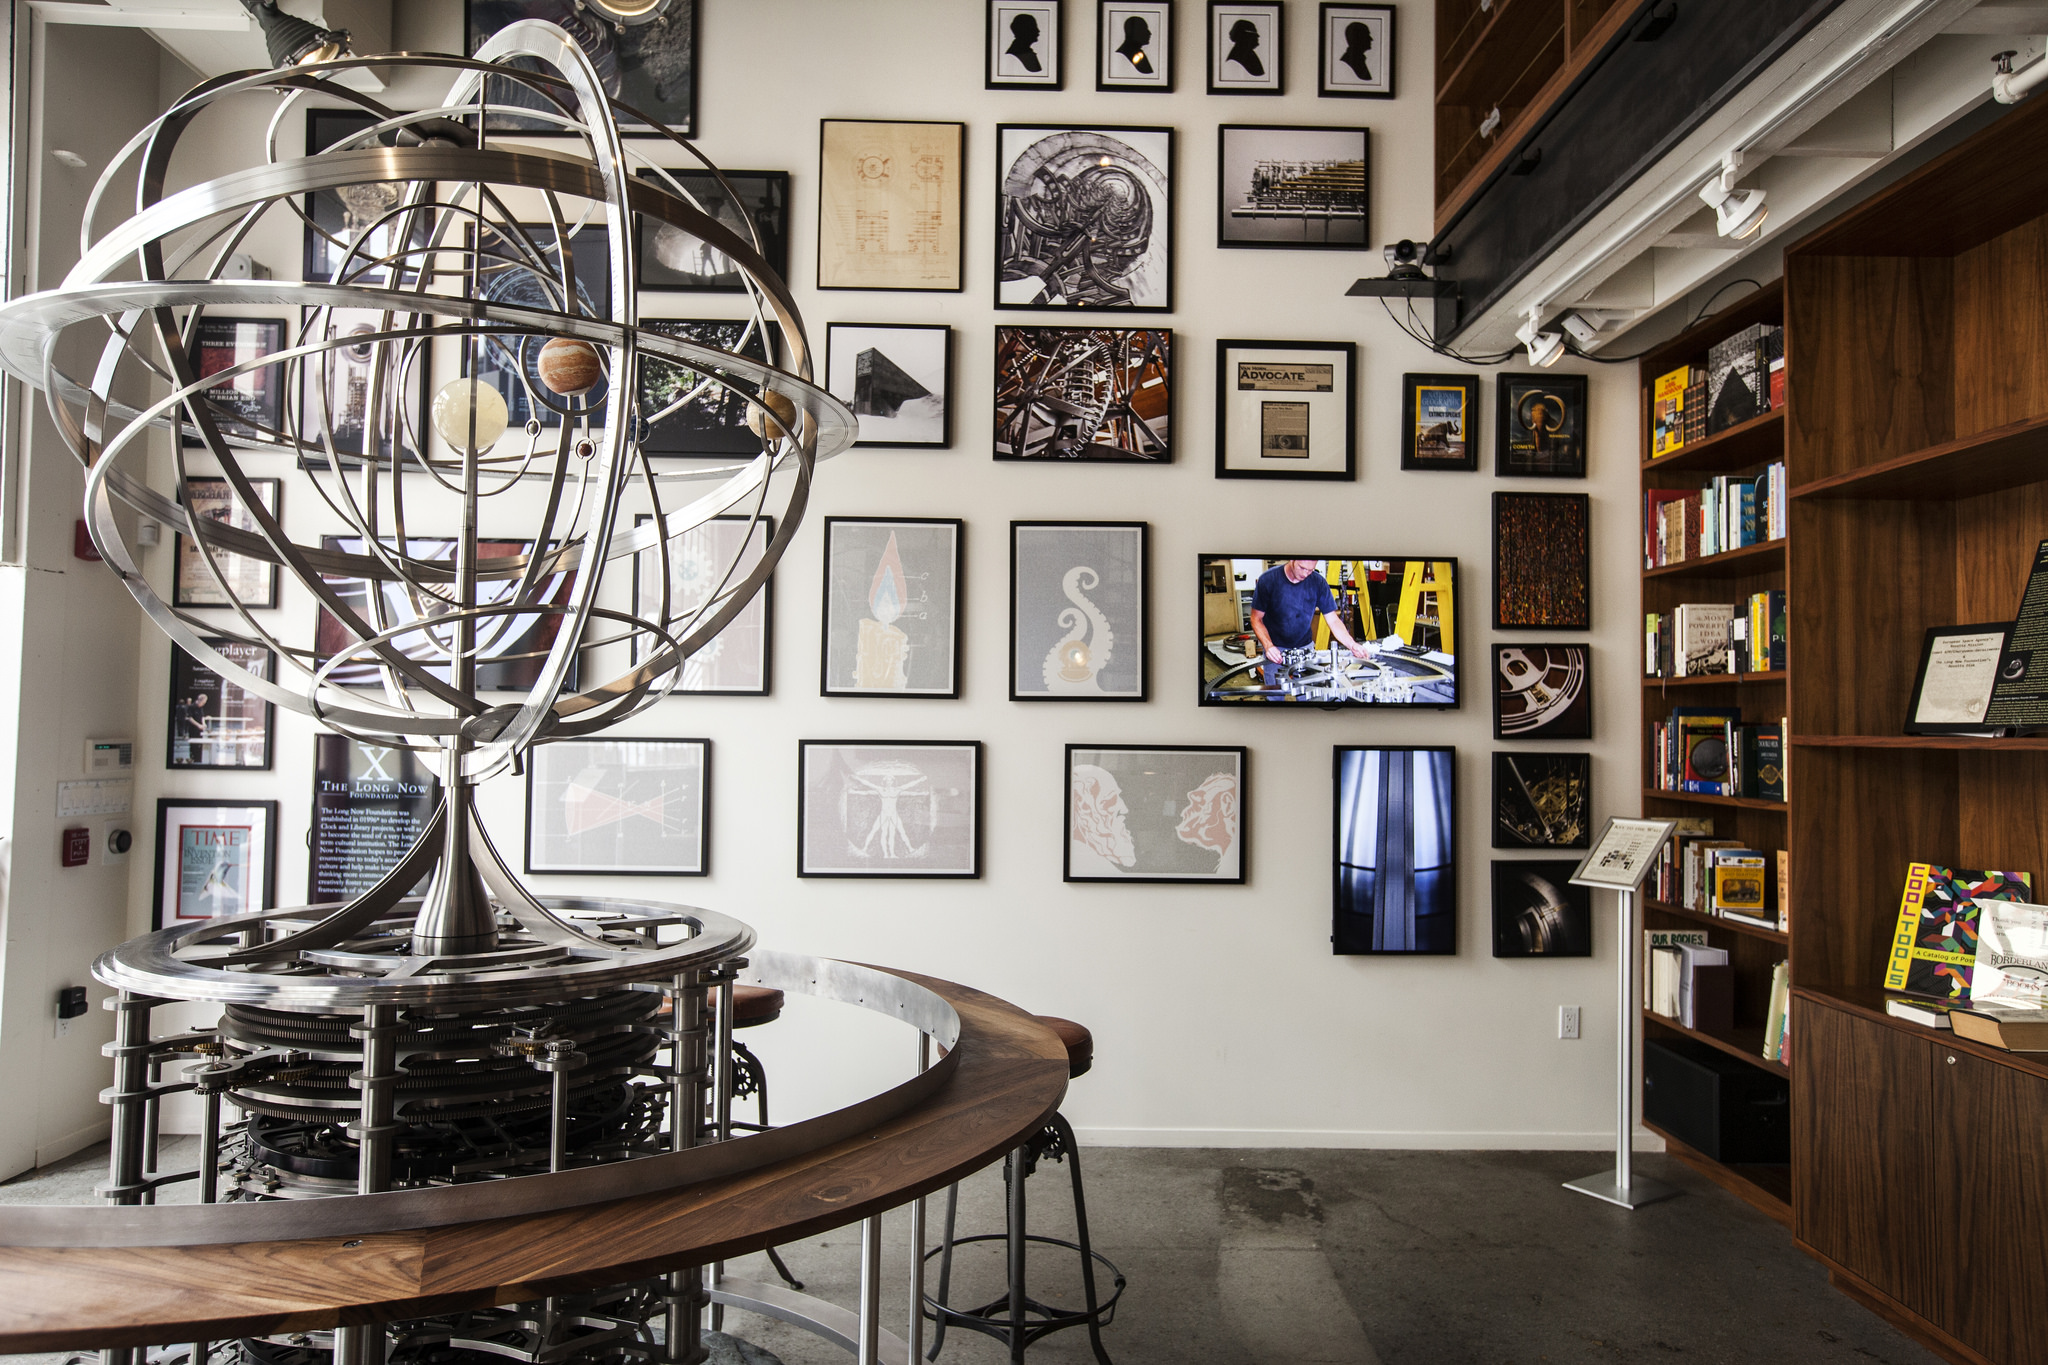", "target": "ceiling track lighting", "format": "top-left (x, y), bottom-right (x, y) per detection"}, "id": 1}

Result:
top-left (1698, 152), bottom-right (1768, 240)
top-left (237, 0), bottom-right (352, 68)
top-left (1517, 306), bottom-right (1566, 367)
